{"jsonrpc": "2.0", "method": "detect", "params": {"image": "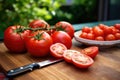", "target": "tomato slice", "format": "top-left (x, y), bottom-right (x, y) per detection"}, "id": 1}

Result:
top-left (82, 46), bottom-right (99, 58)
top-left (63, 50), bottom-right (80, 63)
top-left (72, 53), bottom-right (94, 68)
top-left (50, 43), bottom-right (67, 58)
